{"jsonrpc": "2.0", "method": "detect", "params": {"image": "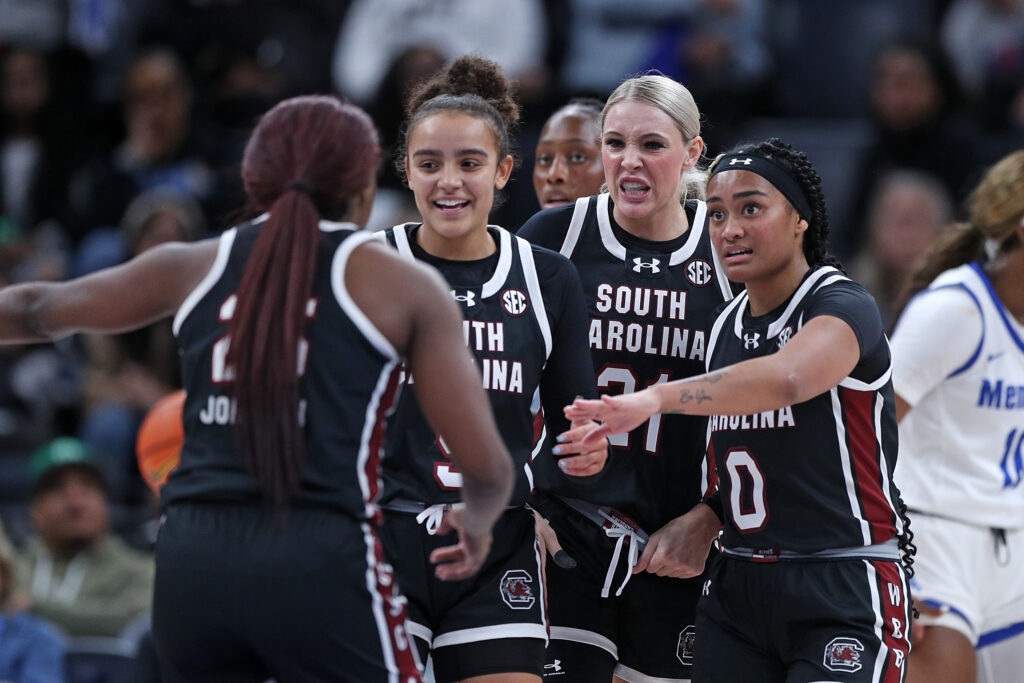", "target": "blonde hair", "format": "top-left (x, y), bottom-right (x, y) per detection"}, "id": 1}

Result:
top-left (600, 74), bottom-right (705, 202)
